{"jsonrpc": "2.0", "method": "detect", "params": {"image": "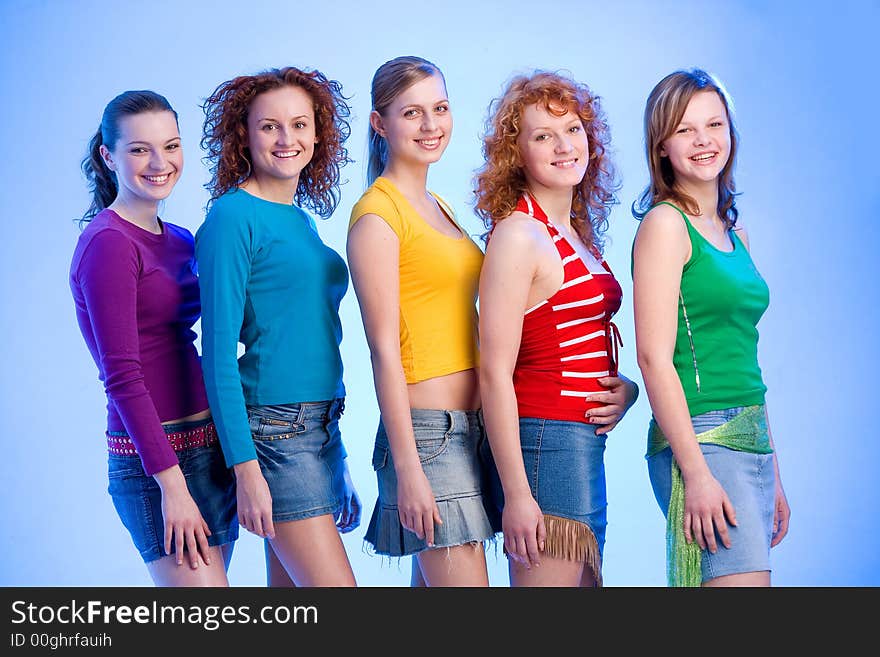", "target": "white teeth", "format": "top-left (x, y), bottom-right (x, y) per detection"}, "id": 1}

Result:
top-left (418, 138), bottom-right (440, 146)
top-left (552, 159), bottom-right (577, 168)
top-left (274, 150), bottom-right (300, 158)
top-left (144, 174), bottom-right (169, 183)
top-left (691, 153), bottom-right (715, 161)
